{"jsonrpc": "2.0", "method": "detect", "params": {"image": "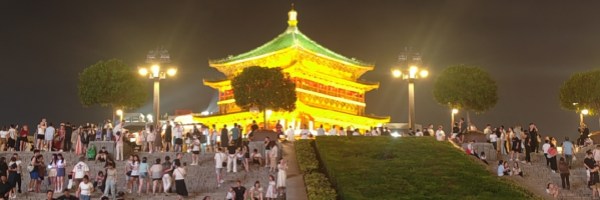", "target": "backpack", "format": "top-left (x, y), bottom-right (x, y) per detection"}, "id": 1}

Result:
top-left (87, 145), bottom-right (97, 160)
